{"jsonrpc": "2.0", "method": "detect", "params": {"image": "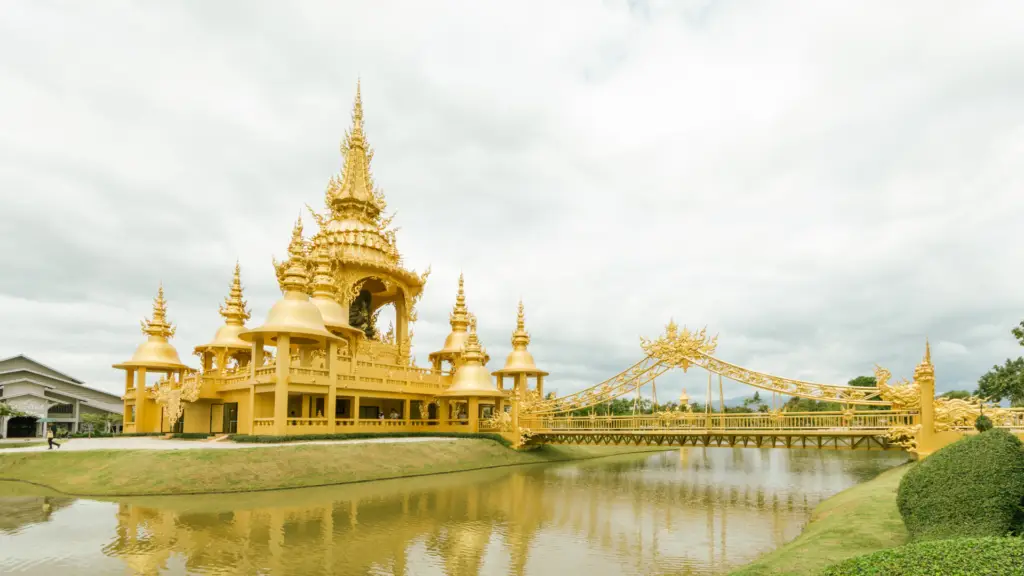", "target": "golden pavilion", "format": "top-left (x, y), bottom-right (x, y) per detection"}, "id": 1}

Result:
top-left (114, 83), bottom-right (545, 441)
